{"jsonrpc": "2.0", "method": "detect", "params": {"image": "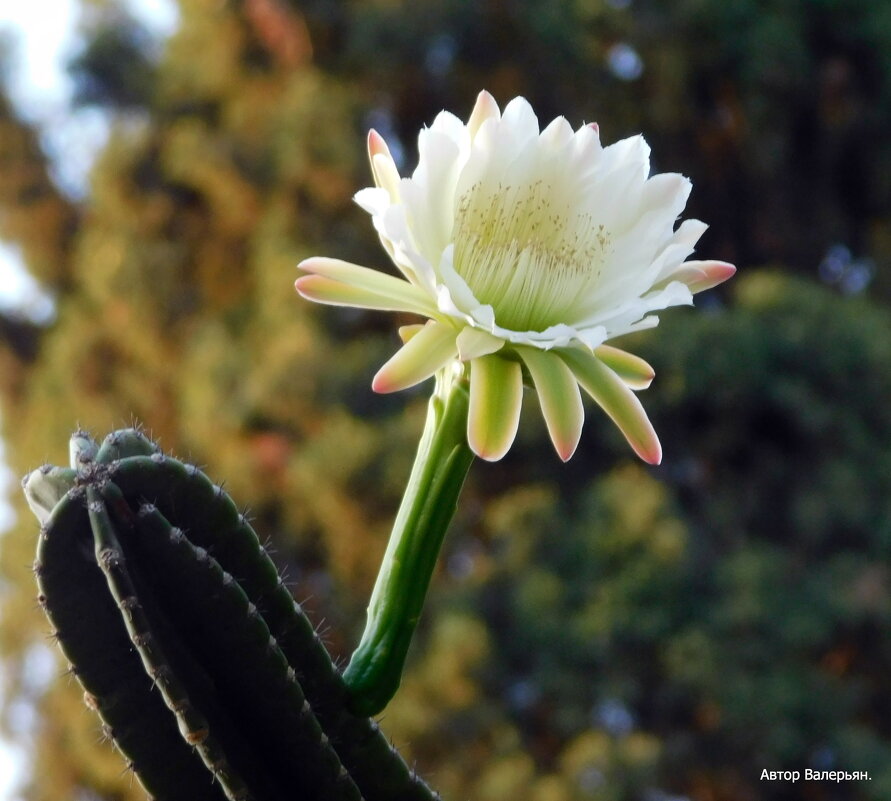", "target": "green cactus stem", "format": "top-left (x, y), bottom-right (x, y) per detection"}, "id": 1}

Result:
top-left (26, 428), bottom-right (443, 801)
